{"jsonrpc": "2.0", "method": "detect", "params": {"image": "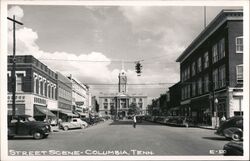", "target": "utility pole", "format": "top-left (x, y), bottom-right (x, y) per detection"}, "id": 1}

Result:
top-left (7, 15), bottom-right (23, 118)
